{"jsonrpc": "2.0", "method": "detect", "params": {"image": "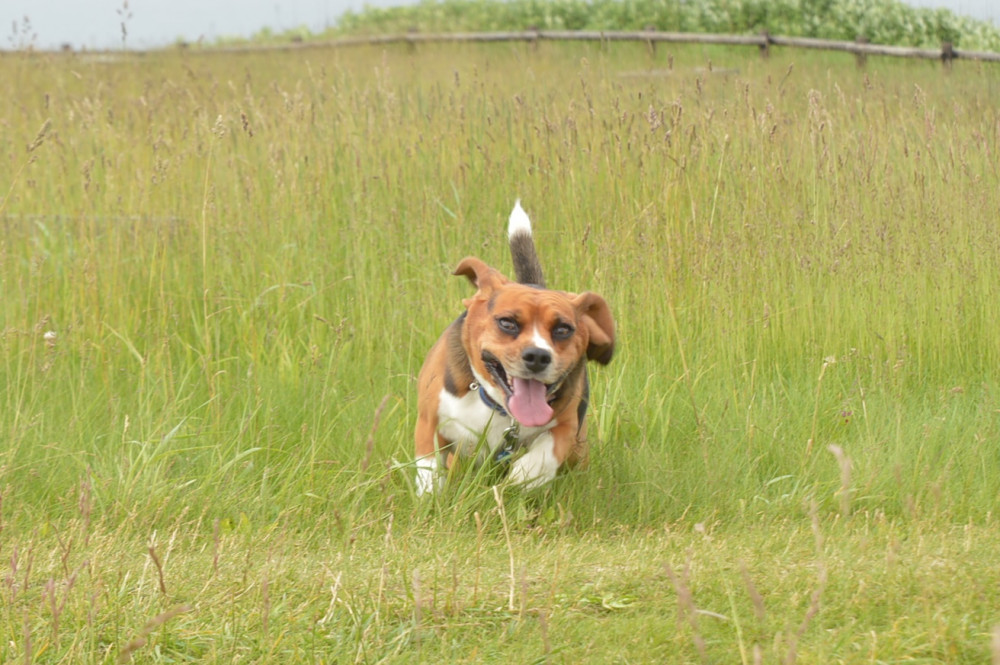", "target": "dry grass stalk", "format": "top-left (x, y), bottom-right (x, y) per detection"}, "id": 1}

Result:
top-left (740, 561), bottom-right (766, 623)
top-left (473, 511), bottom-right (484, 604)
top-left (538, 609), bottom-right (551, 654)
top-left (784, 503), bottom-right (829, 665)
top-left (22, 609), bottom-right (31, 665)
top-left (518, 564), bottom-right (529, 619)
top-left (261, 575), bottom-right (271, 638)
top-left (78, 475), bottom-right (93, 546)
top-left (148, 544), bottom-right (167, 595)
top-left (117, 604), bottom-right (192, 664)
top-left (26, 119), bottom-right (51, 154)
top-left (212, 518), bottom-right (221, 576)
top-left (807, 357), bottom-right (836, 457)
top-left (828, 444), bottom-right (852, 517)
top-left (45, 571), bottom-right (78, 642)
top-left (665, 557), bottom-right (708, 664)
top-left (412, 568), bottom-right (423, 629)
top-left (493, 485), bottom-right (517, 612)
top-left (363, 395), bottom-right (391, 472)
